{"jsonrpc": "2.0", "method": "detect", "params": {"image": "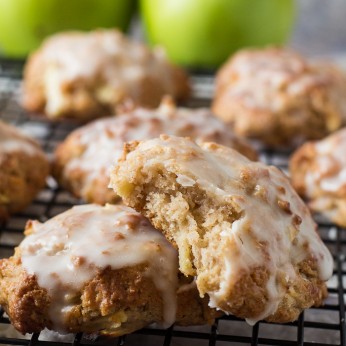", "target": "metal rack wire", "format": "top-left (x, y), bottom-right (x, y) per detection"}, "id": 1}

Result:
top-left (0, 59), bottom-right (345, 346)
